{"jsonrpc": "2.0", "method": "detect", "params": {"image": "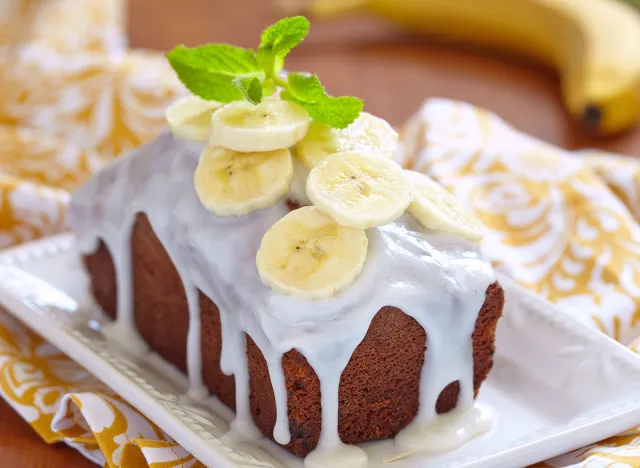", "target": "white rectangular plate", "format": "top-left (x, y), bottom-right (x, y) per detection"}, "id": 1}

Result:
top-left (2, 233), bottom-right (640, 468)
